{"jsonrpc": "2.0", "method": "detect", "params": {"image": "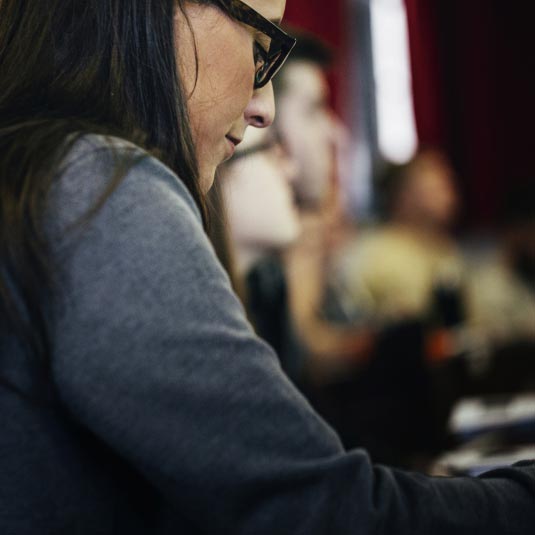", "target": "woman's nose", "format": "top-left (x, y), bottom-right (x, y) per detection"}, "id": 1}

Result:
top-left (244, 82), bottom-right (275, 128)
